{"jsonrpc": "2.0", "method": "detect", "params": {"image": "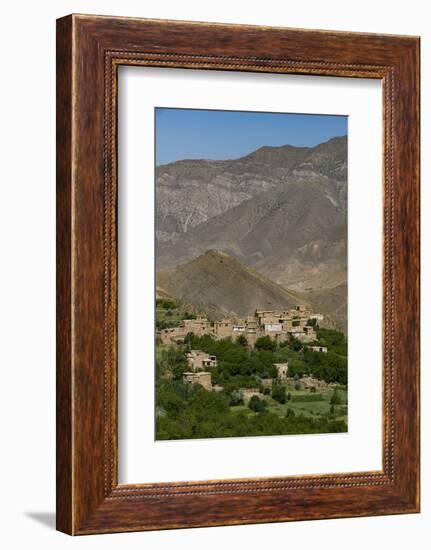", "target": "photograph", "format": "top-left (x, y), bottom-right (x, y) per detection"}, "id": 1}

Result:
top-left (0, 0), bottom-right (424, 544)
top-left (155, 108), bottom-right (349, 440)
